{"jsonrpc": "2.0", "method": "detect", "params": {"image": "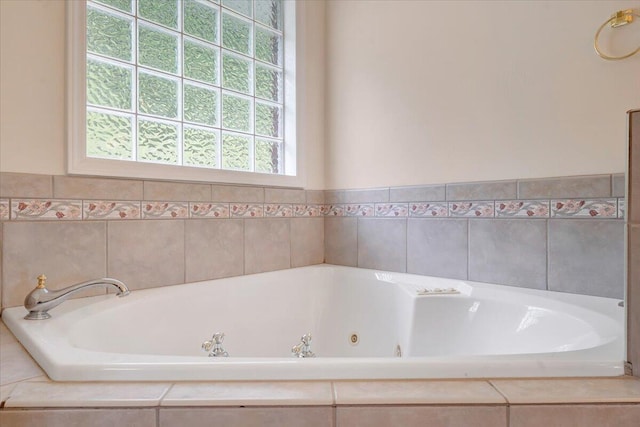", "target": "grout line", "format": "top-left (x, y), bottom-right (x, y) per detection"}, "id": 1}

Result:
top-left (546, 219), bottom-right (550, 291)
top-left (487, 380), bottom-right (511, 405)
top-left (183, 219), bottom-right (187, 284)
